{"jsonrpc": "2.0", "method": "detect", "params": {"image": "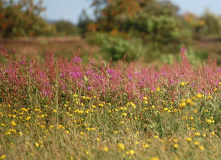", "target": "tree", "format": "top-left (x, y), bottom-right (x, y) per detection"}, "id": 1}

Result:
top-left (0, 0), bottom-right (54, 38)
